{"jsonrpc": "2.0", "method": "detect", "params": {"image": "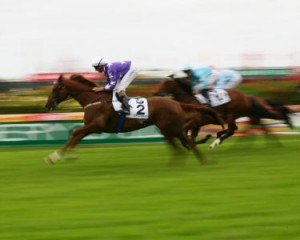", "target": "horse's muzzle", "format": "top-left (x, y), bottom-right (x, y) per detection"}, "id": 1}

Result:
top-left (45, 101), bottom-right (57, 111)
